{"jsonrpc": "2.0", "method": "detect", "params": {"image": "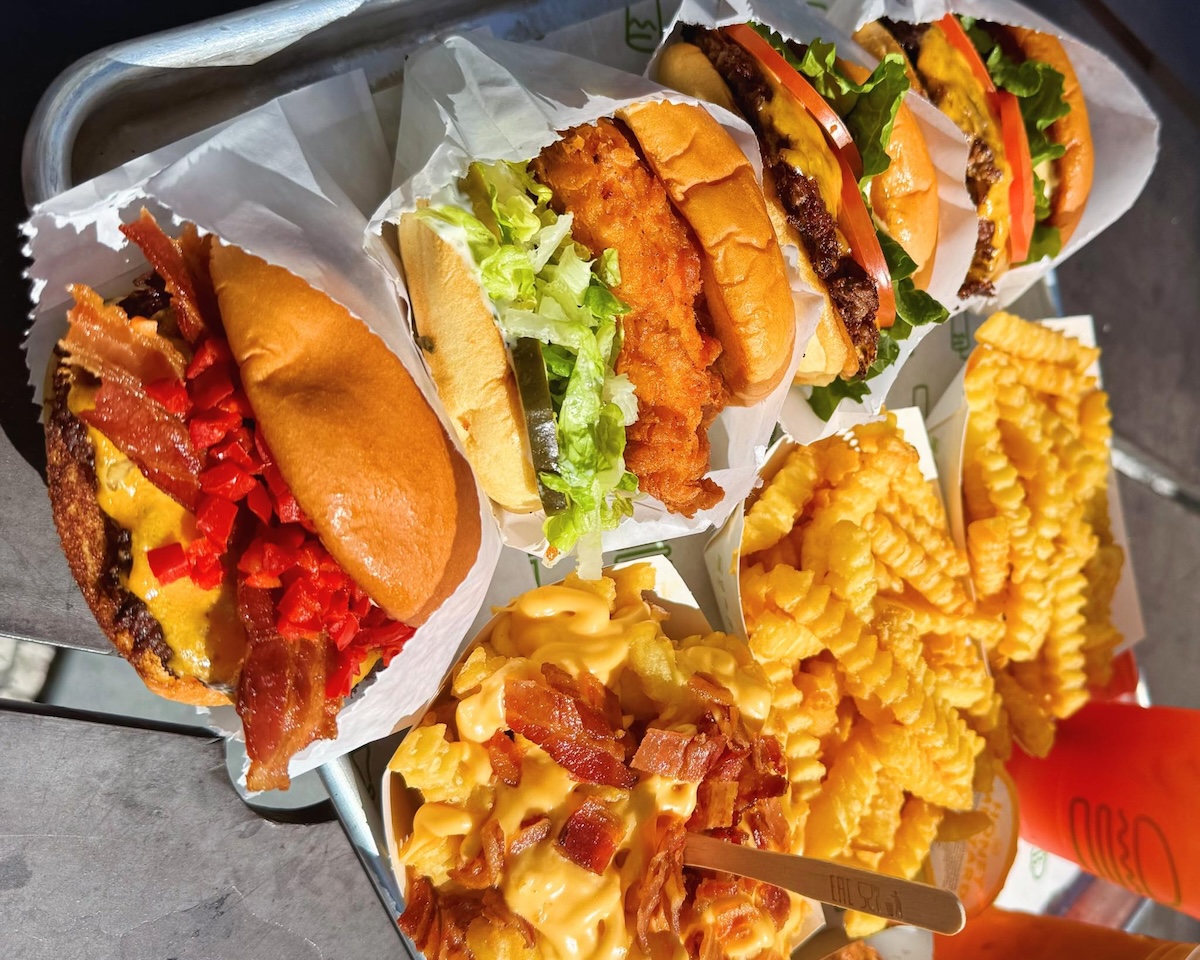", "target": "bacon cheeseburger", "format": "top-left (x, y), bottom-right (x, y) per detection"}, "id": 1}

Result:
top-left (387, 564), bottom-right (812, 960)
top-left (855, 15), bottom-right (1093, 296)
top-left (398, 100), bottom-right (795, 570)
top-left (655, 24), bottom-right (949, 419)
top-left (45, 211), bottom-right (481, 790)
